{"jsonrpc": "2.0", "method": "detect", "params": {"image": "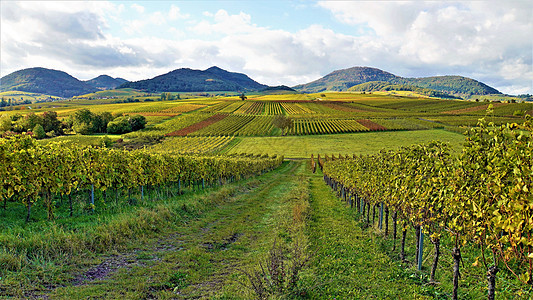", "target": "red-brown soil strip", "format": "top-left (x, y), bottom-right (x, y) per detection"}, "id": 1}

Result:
top-left (165, 114), bottom-right (227, 137)
top-left (357, 119), bottom-right (387, 131)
